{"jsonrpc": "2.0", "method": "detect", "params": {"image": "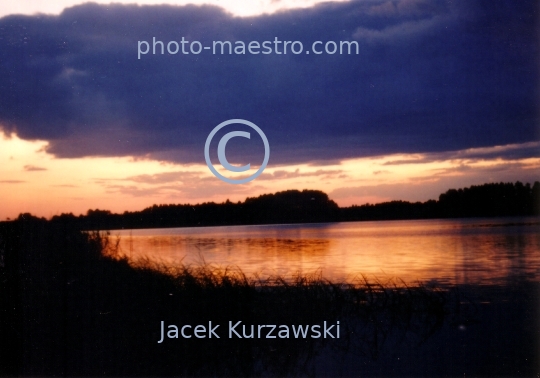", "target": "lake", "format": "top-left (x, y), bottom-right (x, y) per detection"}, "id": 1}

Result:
top-left (112, 217), bottom-right (540, 374)
top-left (113, 216), bottom-right (540, 286)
